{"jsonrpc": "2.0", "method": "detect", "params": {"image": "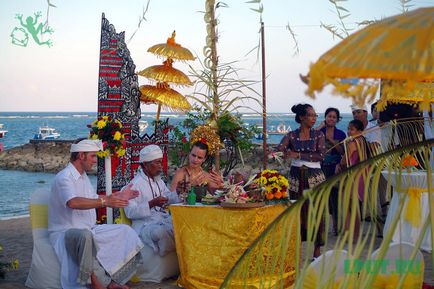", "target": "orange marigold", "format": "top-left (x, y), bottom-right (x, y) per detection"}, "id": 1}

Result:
top-left (402, 155), bottom-right (418, 167)
top-left (274, 191), bottom-right (282, 199)
top-left (266, 193), bottom-right (274, 200)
